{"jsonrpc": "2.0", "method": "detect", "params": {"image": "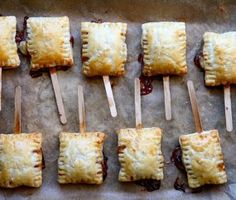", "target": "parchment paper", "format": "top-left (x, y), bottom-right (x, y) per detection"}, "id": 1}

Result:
top-left (0, 0), bottom-right (236, 199)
